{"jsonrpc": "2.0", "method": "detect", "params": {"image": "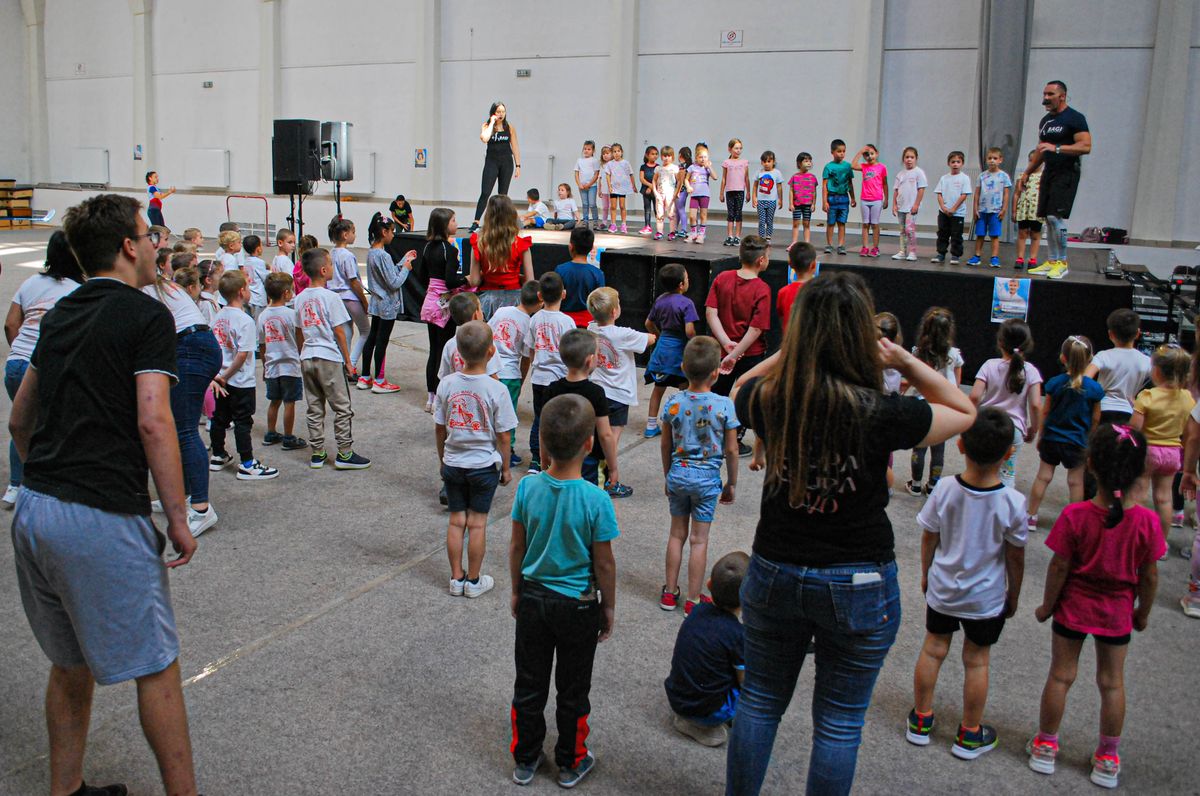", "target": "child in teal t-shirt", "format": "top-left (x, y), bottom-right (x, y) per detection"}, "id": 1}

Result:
top-left (821, 138), bottom-right (856, 255)
top-left (509, 393), bottom-right (619, 787)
